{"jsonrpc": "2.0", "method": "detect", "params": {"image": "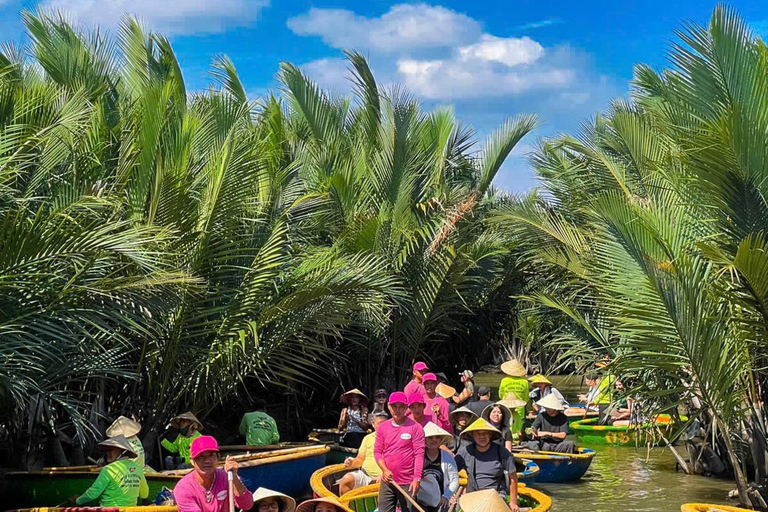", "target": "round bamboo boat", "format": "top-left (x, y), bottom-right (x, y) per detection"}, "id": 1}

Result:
top-left (680, 504), bottom-right (754, 512)
top-left (570, 414), bottom-right (686, 447)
